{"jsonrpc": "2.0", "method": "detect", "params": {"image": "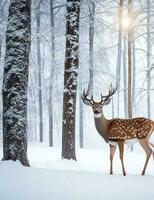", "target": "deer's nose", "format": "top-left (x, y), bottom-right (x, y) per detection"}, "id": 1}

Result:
top-left (94, 110), bottom-right (99, 114)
